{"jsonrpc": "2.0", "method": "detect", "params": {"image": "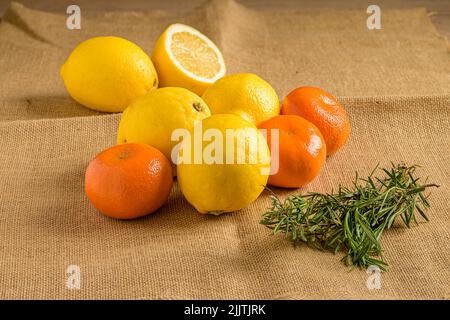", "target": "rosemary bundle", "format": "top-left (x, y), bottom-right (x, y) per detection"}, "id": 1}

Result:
top-left (261, 163), bottom-right (438, 270)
